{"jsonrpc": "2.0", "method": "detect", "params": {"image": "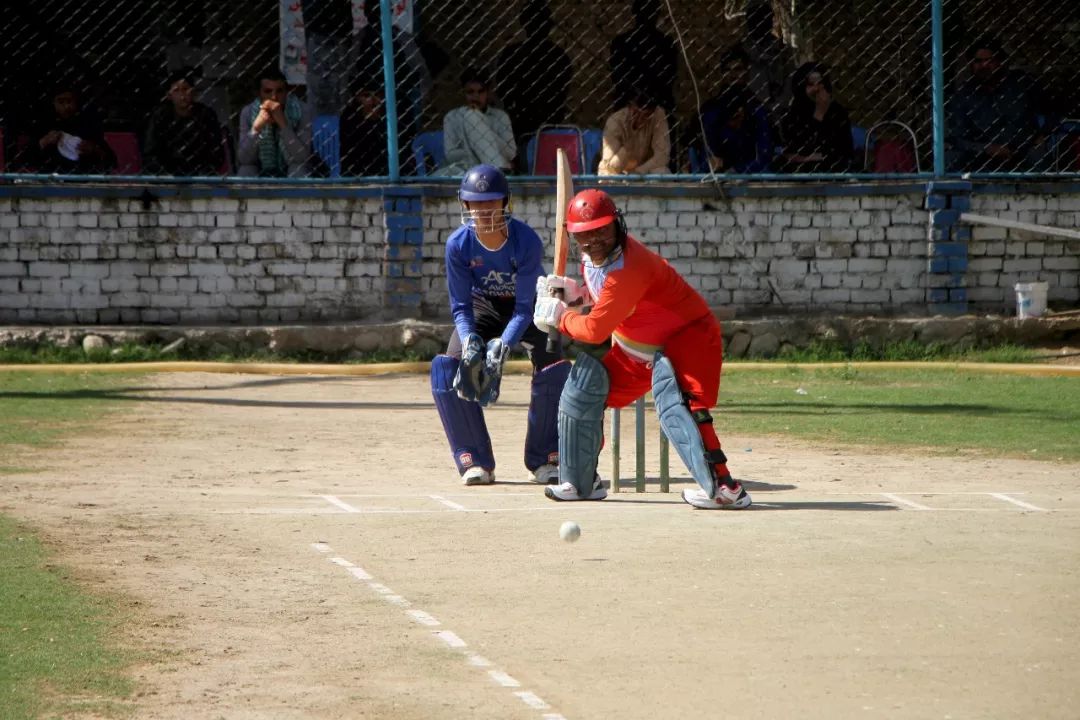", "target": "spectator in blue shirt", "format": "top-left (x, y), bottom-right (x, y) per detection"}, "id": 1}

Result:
top-left (700, 48), bottom-right (773, 173)
top-left (947, 35), bottom-right (1051, 172)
